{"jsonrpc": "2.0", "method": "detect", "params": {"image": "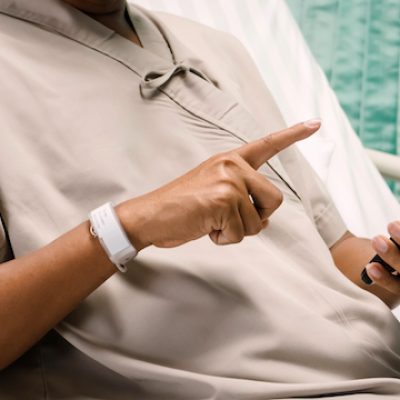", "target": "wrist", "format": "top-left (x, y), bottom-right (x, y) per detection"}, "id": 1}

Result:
top-left (114, 199), bottom-right (151, 252)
